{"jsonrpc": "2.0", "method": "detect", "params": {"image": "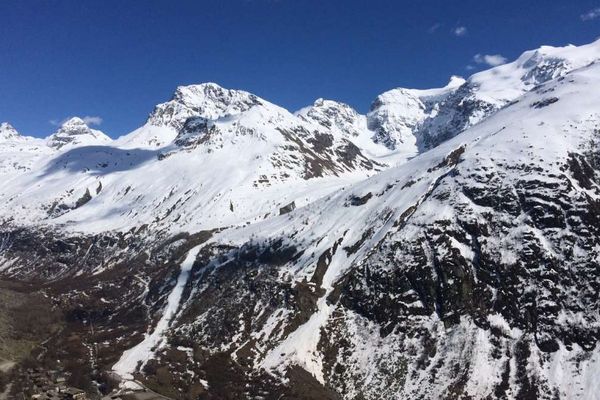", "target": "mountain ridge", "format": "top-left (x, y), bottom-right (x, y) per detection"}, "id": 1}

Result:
top-left (1, 39), bottom-right (599, 399)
